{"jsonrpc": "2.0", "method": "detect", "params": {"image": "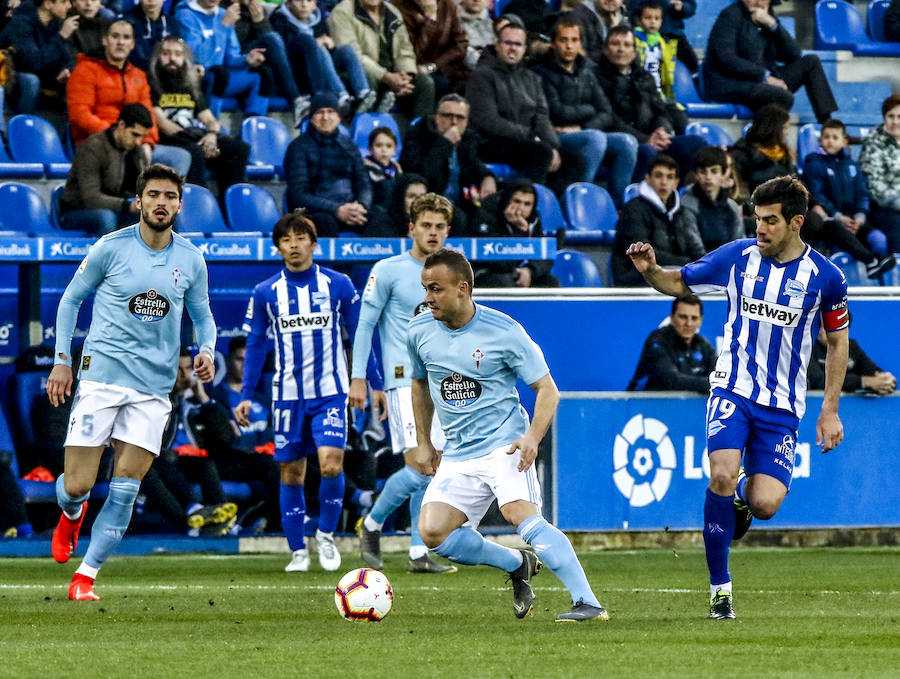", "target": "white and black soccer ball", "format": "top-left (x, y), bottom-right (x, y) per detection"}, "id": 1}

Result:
top-left (334, 568), bottom-right (393, 622)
